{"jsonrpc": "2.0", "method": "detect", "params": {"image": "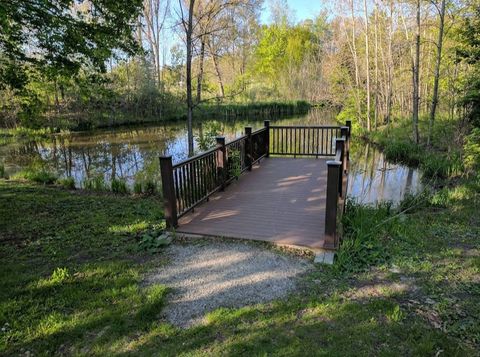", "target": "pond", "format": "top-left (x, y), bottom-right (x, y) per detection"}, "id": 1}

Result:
top-left (0, 109), bottom-right (422, 205)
